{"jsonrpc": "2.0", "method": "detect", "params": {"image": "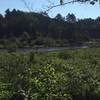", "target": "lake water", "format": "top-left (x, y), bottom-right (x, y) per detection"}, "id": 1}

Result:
top-left (0, 46), bottom-right (89, 53)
